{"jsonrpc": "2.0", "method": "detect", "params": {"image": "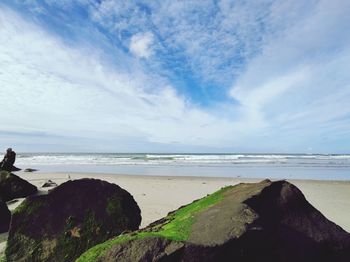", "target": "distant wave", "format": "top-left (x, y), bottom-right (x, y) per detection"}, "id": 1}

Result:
top-left (15, 153), bottom-right (350, 168)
